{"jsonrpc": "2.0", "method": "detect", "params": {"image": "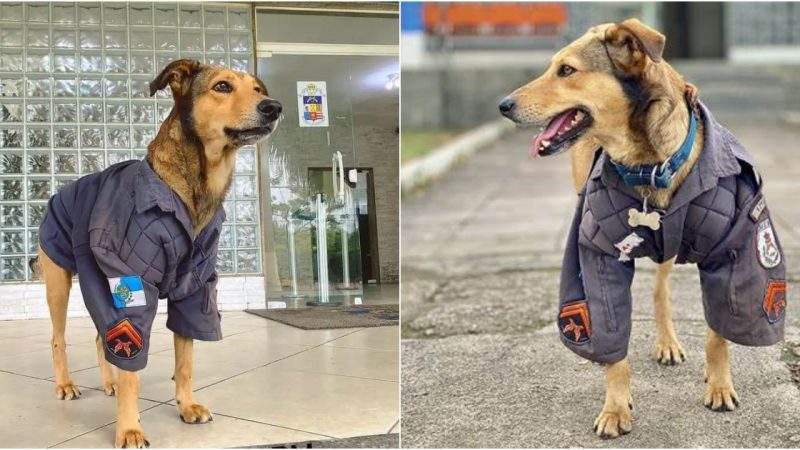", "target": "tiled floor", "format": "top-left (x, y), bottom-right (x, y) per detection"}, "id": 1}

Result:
top-left (0, 311), bottom-right (399, 448)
